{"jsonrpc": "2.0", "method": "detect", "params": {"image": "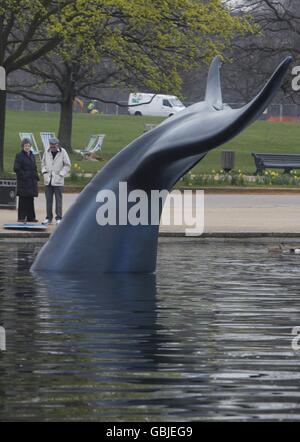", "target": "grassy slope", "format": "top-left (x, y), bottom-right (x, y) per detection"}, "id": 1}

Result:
top-left (4, 110), bottom-right (300, 175)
